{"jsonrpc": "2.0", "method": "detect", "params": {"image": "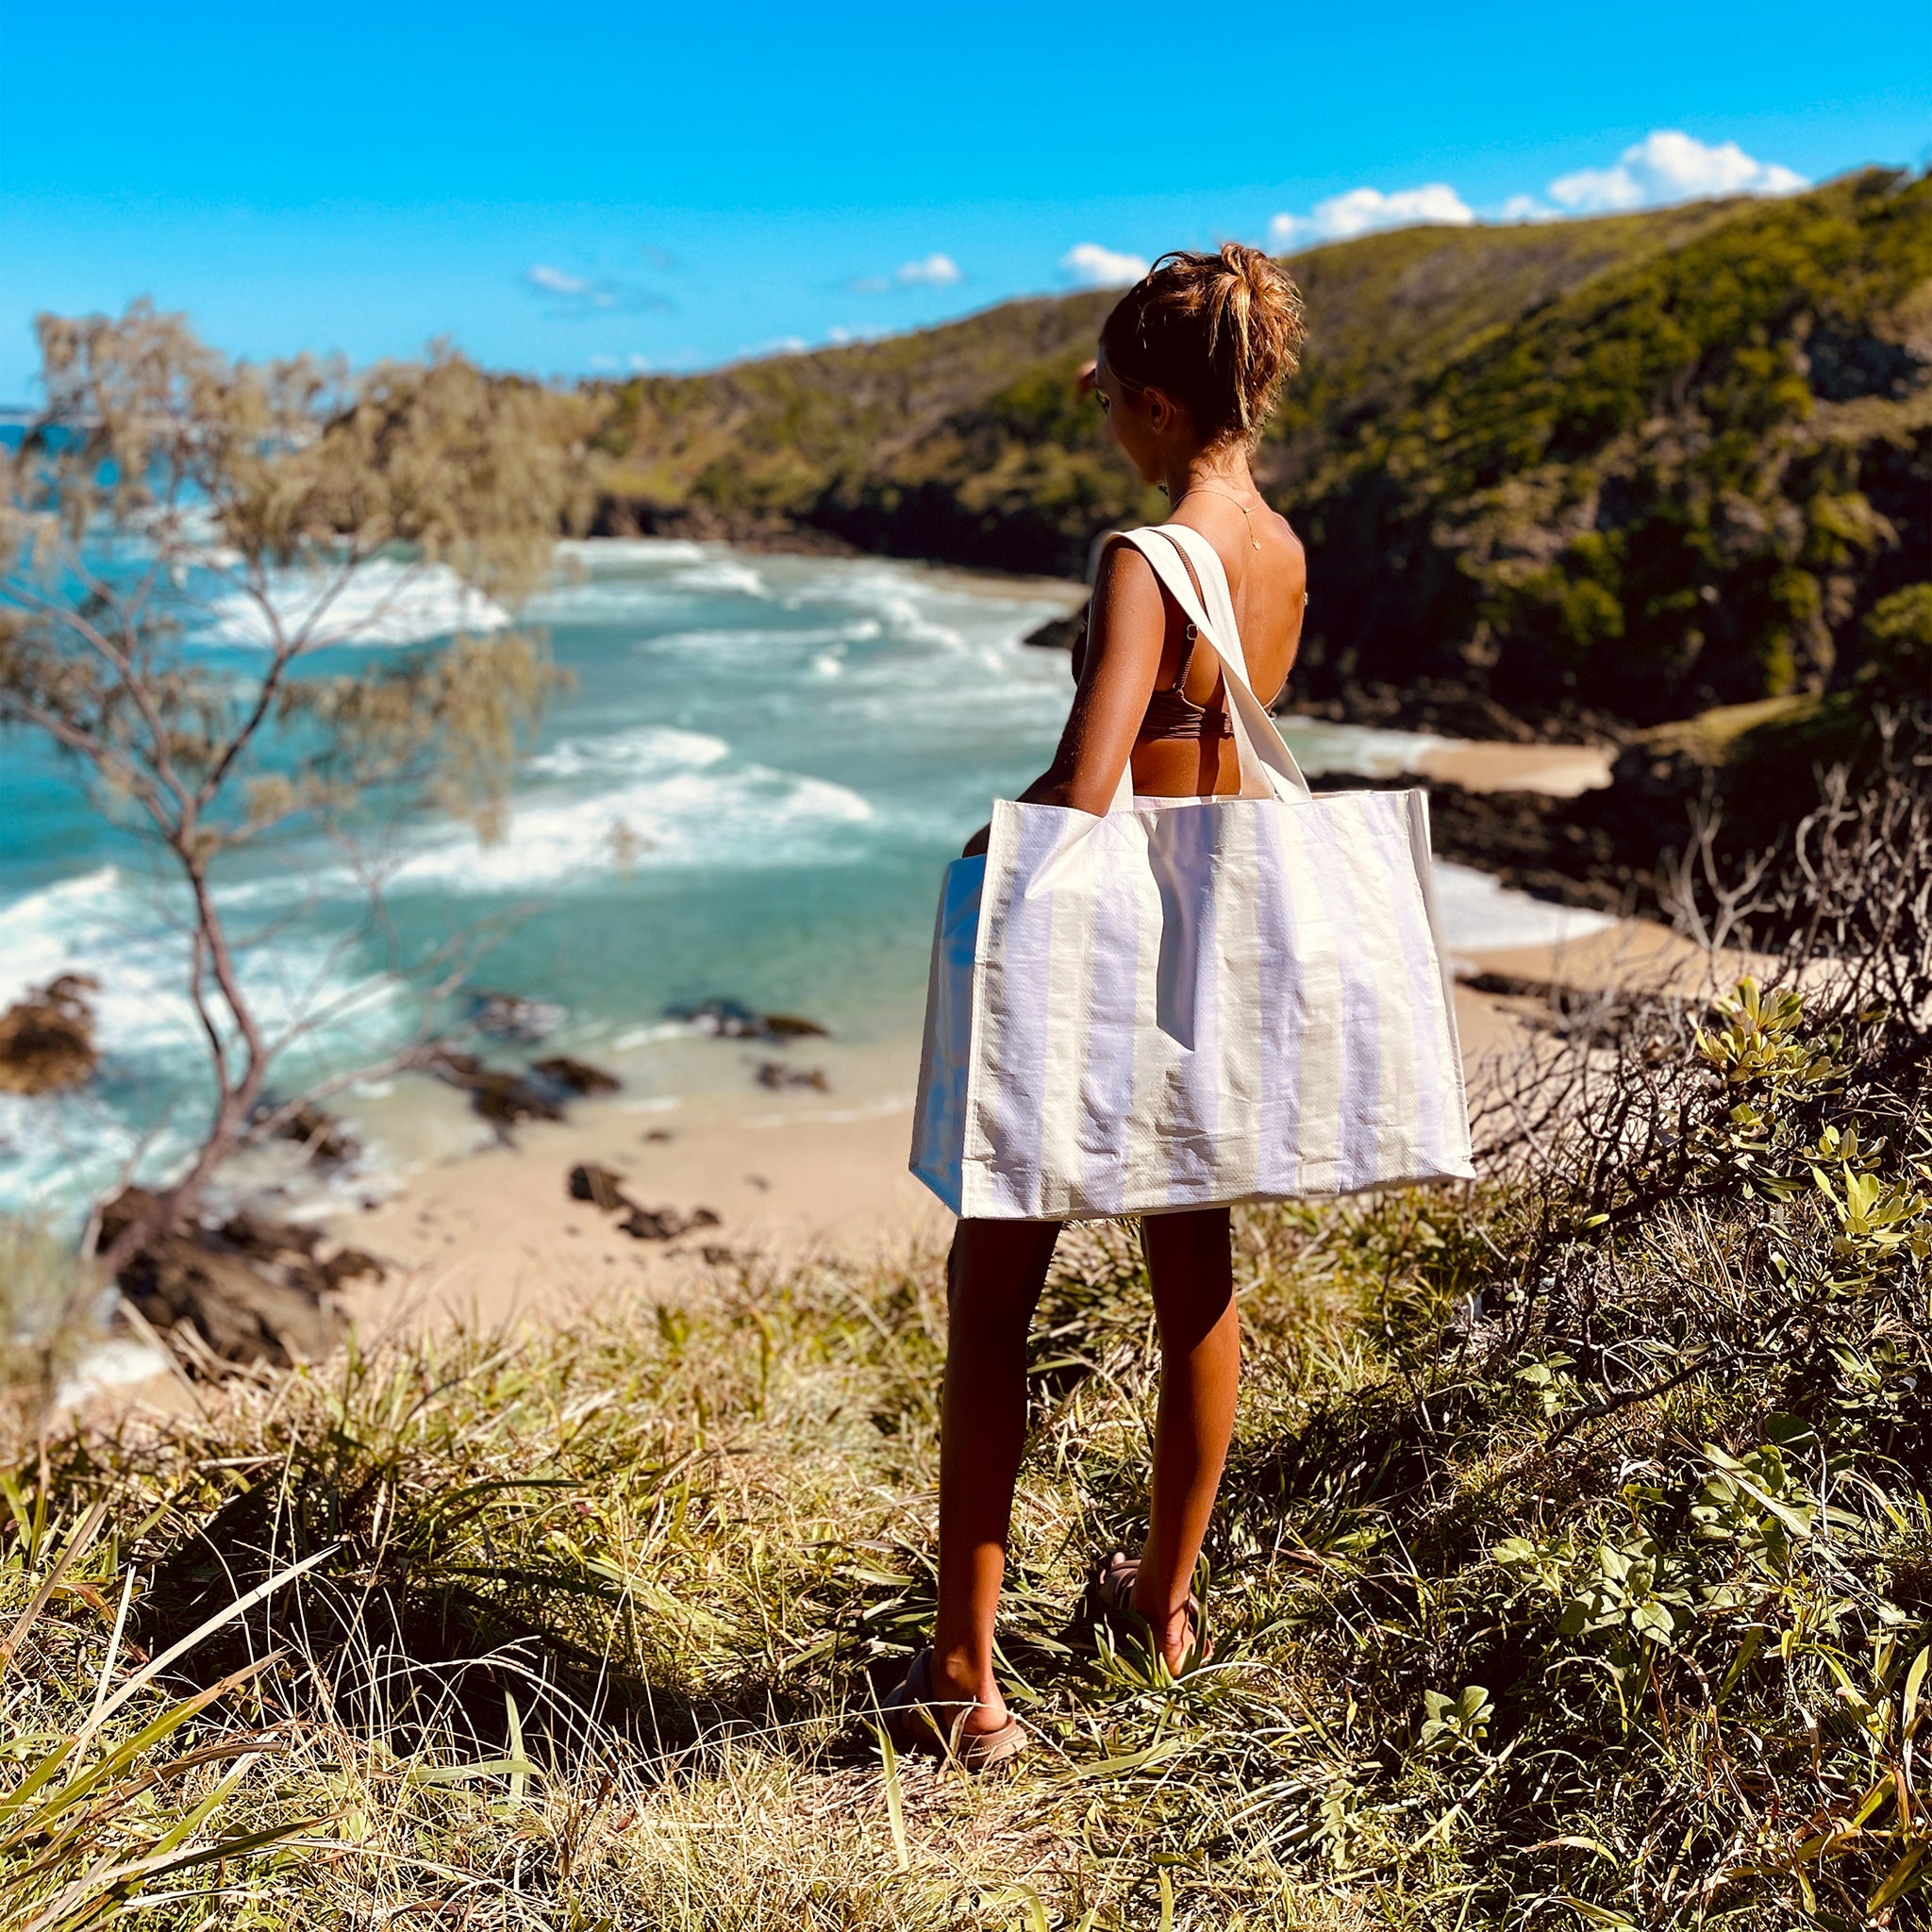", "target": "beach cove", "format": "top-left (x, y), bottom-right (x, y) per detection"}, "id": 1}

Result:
top-left (0, 535), bottom-right (1673, 1404)
top-left (2, 537), bottom-right (1619, 1253)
